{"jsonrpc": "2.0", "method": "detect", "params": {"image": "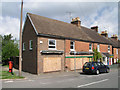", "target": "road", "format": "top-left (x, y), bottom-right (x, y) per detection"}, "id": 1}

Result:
top-left (2, 67), bottom-right (119, 88)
